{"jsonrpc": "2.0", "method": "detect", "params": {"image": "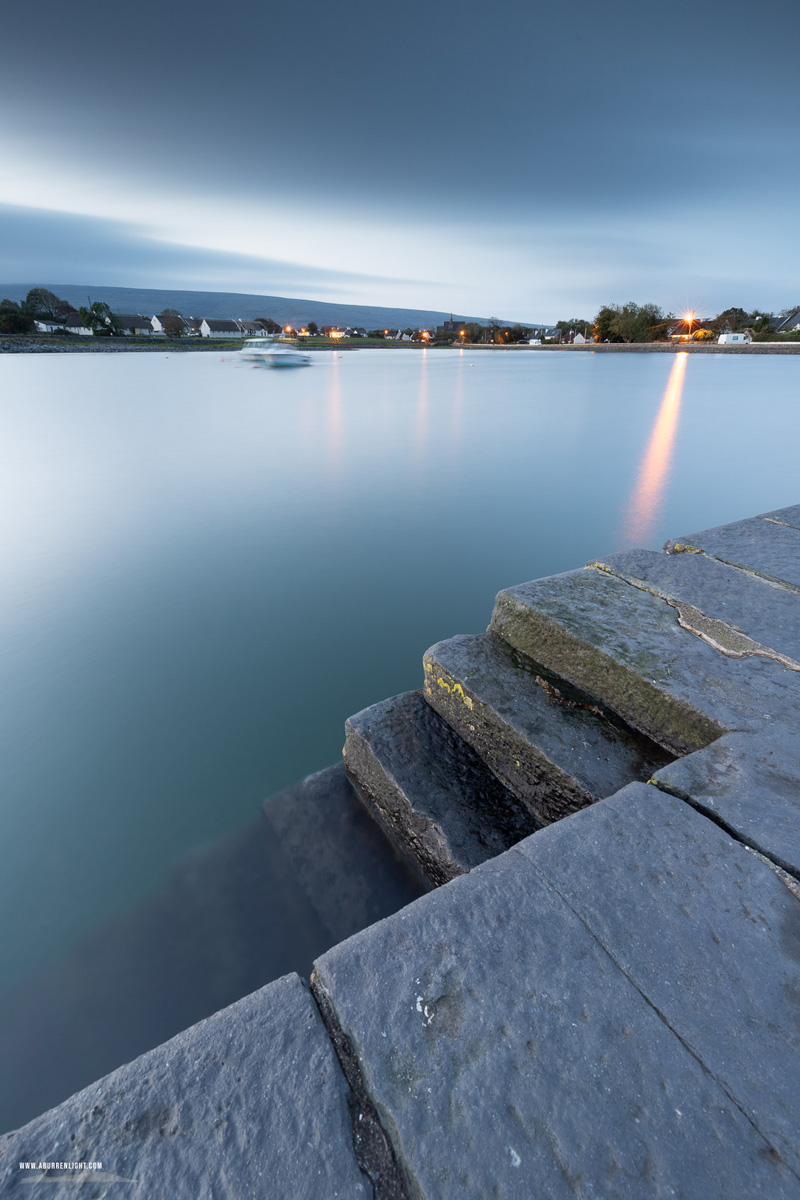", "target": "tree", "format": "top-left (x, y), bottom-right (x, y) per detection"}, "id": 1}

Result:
top-left (0, 299), bottom-right (35, 335)
top-left (22, 288), bottom-right (73, 321)
top-left (593, 306), bottom-right (619, 342)
top-left (711, 307), bottom-right (748, 333)
top-left (556, 318), bottom-right (591, 340)
top-left (257, 317), bottom-right (281, 335)
top-left (79, 301), bottom-right (124, 336)
top-left (307, 321), bottom-right (319, 335)
top-left (159, 308), bottom-right (185, 338)
top-left (592, 302), bottom-right (668, 343)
